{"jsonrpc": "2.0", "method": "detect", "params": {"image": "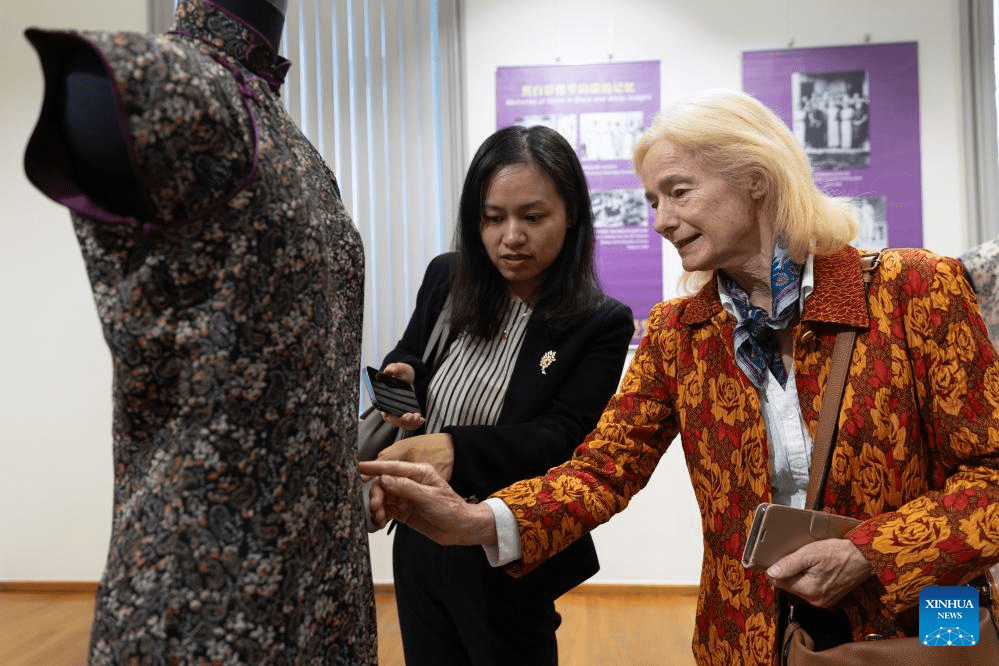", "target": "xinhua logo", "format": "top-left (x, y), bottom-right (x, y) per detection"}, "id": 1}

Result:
top-left (919, 586), bottom-right (980, 646)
